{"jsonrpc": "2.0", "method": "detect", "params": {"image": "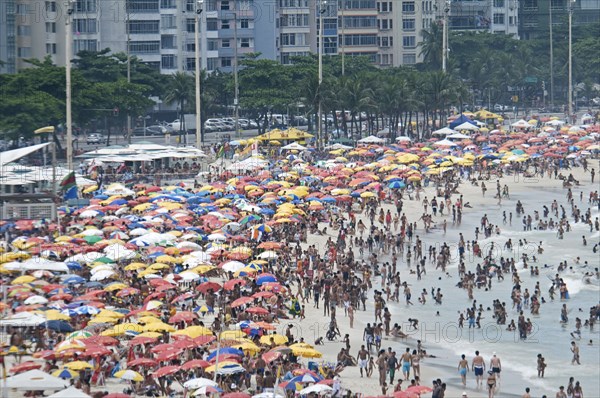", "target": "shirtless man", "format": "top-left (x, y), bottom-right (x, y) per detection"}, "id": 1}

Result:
top-left (570, 341), bottom-right (580, 365)
top-left (357, 345), bottom-right (370, 377)
top-left (458, 354), bottom-right (469, 386)
top-left (489, 352), bottom-right (501, 384)
top-left (400, 347), bottom-right (412, 380)
top-left (472, 350), bottom-right (486, 388)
